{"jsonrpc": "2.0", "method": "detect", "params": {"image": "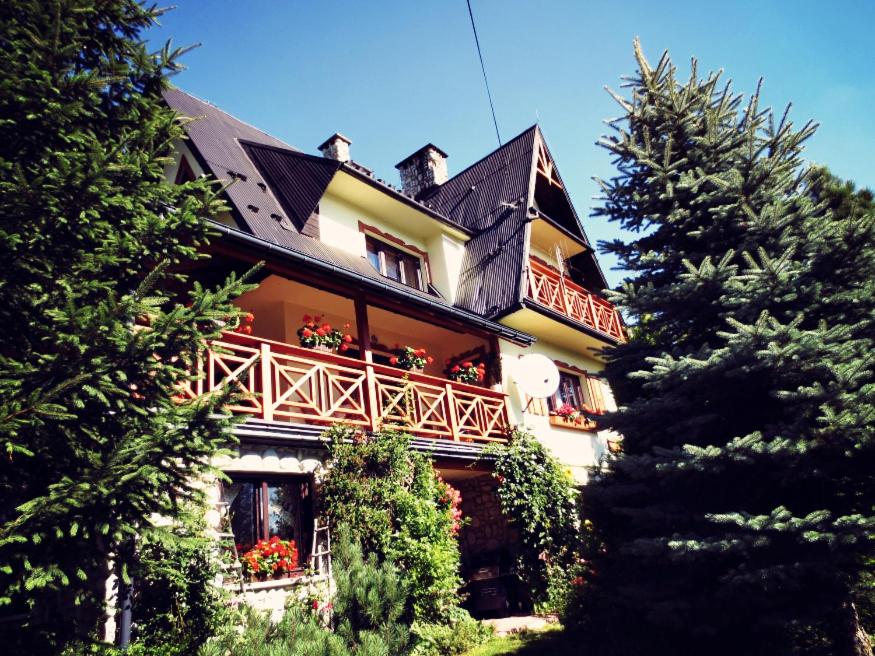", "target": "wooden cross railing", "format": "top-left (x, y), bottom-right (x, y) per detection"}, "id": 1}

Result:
top-left (182, 332), bottom-right (509, 443)
top-left (526, 258), bottom-right (625, 342)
